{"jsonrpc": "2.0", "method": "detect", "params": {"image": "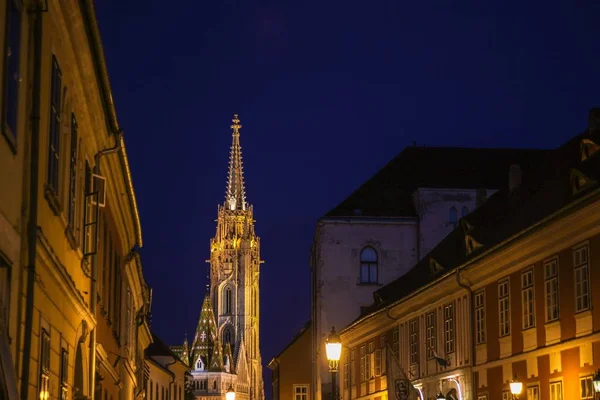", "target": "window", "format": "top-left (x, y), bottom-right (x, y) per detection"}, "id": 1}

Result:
top-left (374, 348), bottom-right (381, 376)
top-left (68, 114), bottom-right (79, 227)
top-left (502, 393), bottom-right (510, 400)
top-left (574, 245), bottom-right (590, 312)
top-left (39, 329), bottom-right (51, 400)
top-left (366, 341), bottom-right (373, 380)
top-left (225, 287), bottom-right (232, 314)
top-left (294, 385), bottom-right (308, 400)
top-left (343, 351), bottom-right (349, 388)
top-left (449, 206), bottom-right (458, 225)
top-left (392, 328), bottom-right (399, 355)
top-left (3, 0), bottom-right (22, 143)
top-left (0, 258), bottom-right (10, 331)
top-left (475, 290), bottom-right (485, 344)
top-left (581, 376), bottom-right (594, 399)
top-left (60, 348), bottom-right (68, 400)
top-left (350, 348), bottom-right (356, 386)
top-left (498, 280), bottom-right (510, 337)
top-left (444, 304), bottom-right (454, 354)
top-left (359, 345), bottom-right (365, 382)
top-left (527, 385), bottom-right (539, 400)
top-left (359, 247), bottom-right (378, 284)
top-left (409, 319), bottom-right (418, 365)
top-left (549, 381), bottom-right (562, 400)
top-left (426, 313), bottom-right (435, 359)
top-left (544, 258), bottom-right (559, 321)
top-left (47, 56), bottom-right (62, 193)
top-left (521, 269), bottom-right (535, 329)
